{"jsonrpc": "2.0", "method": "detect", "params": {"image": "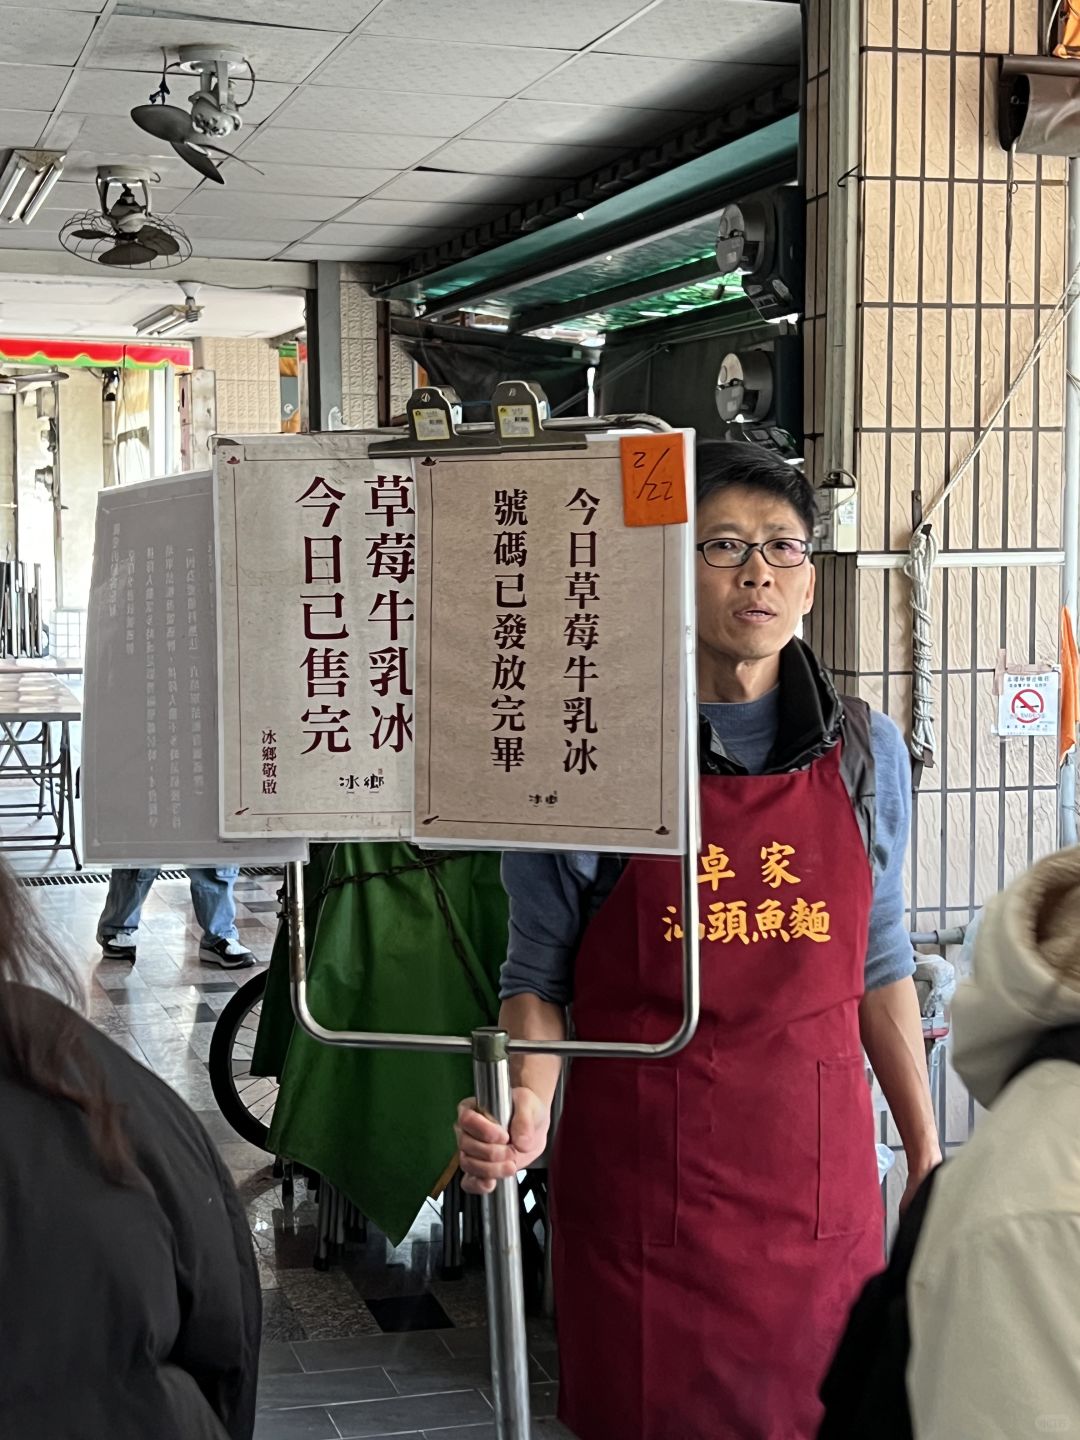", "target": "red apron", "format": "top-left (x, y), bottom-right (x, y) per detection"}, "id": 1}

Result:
top-left (551, 742), bottom-right (882, 1440)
